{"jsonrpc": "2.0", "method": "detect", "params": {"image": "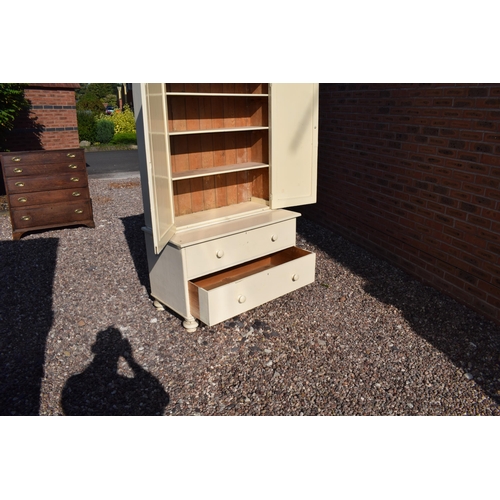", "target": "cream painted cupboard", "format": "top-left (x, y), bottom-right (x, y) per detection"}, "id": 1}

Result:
top-left (133, 83), bottom-right (318, 331)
